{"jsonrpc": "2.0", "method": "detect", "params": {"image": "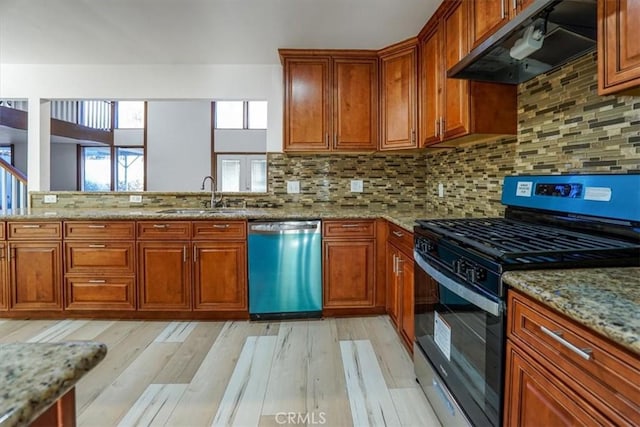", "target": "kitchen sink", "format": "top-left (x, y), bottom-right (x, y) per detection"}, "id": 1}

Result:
top-left (156, 208), bottom-right (265, 215)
